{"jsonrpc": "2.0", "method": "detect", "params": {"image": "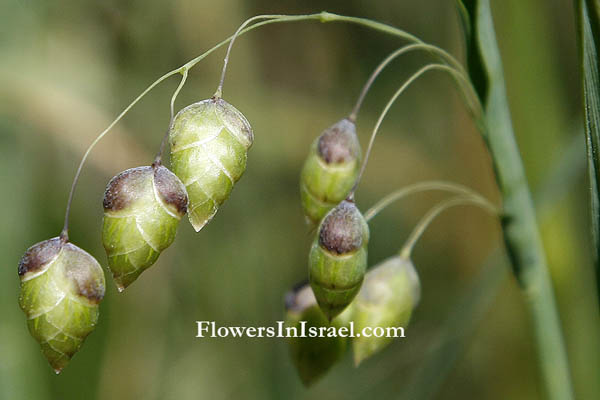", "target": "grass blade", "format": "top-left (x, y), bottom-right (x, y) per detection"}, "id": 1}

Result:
top-left (577, 0), bottom-right (600, 307)
top-left (402, 131), bottom-right (586, 399)
top-left (456, 1), bottom-right (574, 398)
